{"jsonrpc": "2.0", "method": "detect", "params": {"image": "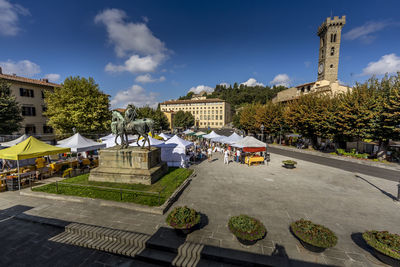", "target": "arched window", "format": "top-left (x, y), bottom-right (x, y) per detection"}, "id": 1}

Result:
top-left (330, 47), bottom-right (335, 56)
top-left (330, 34), bottom-right (334, 42)
top-left (330, 64), bottom-right (334, 68)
